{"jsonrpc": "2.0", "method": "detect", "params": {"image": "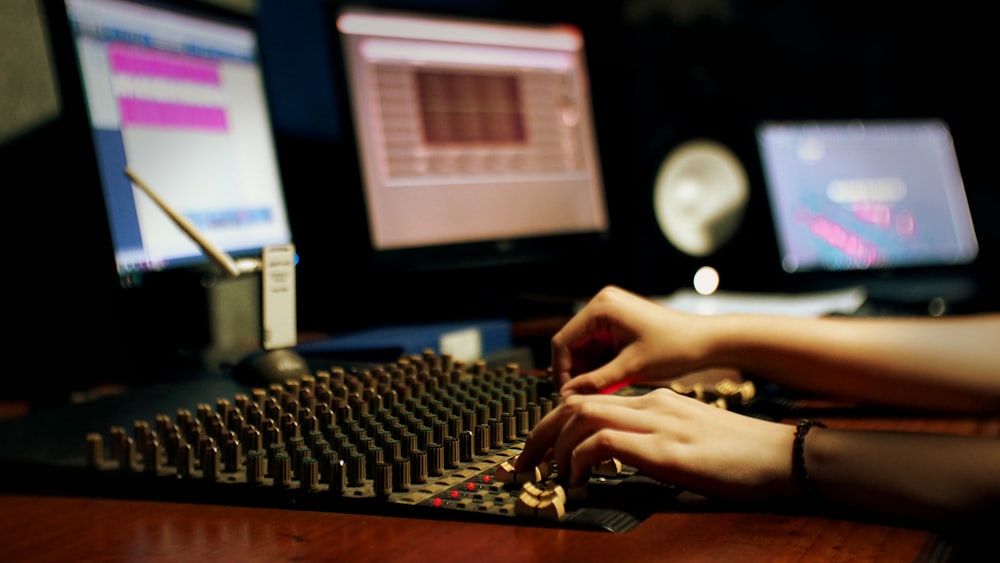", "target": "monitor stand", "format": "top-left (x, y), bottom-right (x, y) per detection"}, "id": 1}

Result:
top-left (200, 273), bottom-right (263, 371)
top-left (788, 267), bottom-right (984, 315)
